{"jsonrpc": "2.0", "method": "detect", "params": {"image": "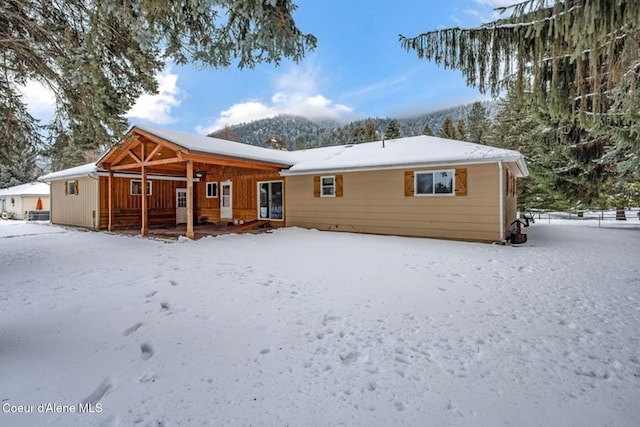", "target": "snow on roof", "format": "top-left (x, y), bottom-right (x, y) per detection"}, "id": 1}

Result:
top-left (137, 125), bottom-right (528, 176)
top-left (134, 125), bottom-right (294, 166)
top-left (283, 135), bottom-right (529, 176)
top-left (0, 181), bottom-right (50, 196)
top-left (38, 162), bottom-right (99, 182)
top-left (43, 127), bottom-right (529, 181)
